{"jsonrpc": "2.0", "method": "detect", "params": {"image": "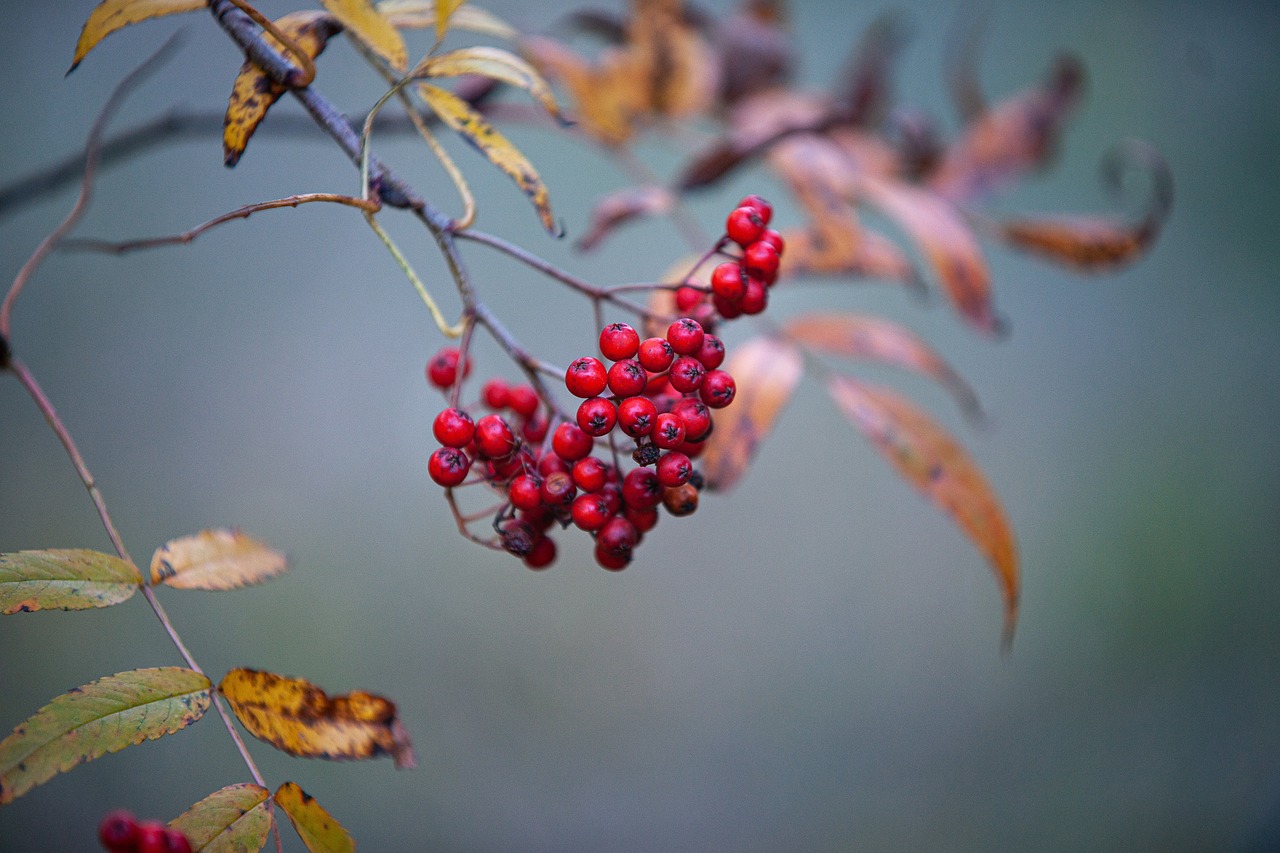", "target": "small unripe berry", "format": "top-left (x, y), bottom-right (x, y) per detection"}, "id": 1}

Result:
top-left (552, 422), bottom-right (593, 462)
top-left (98, 810), bottom-right (140, 850)
top-left (565, 357), bottom-right (608, 398)
top-left (666, 318), bottom-right (705, 355)
top-left (474, 414), bottom-right (517, 459)
top-left (637, 337), bottom-right (675, 373)
top-left (506, 385), bottom-right (540, 419)
top-left (710, 262), bottom-right (746, 302)
top-left (725, 205), bottom-right (766, 247)
top-left (599, 322), bottom-right (640, 361)
top-left (699, 369), bottom-right (736, 408)
top-left (433, 407), bottom-right (475, 447)
top-left (576, 397), bottom-right (617, 437)
top-left (617, 396), bottom-right (658, 438)
top-left (607, 359), bottom-right (647, 398)
top-left (656, 451), bottom-right (693, 487)
top-left (428, 447), bottom-right (471, 487)
top-left (668, 356), bottom-right (707, 393)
